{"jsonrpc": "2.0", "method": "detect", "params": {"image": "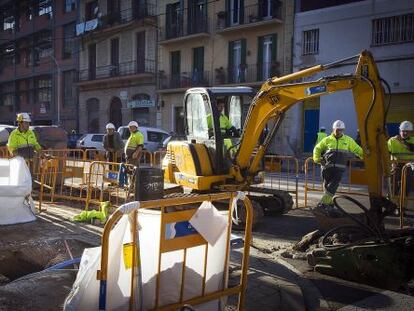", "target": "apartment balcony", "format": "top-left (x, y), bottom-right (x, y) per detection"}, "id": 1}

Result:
top-left (158, 71), bottom-right (211, 91)
top-left (78, 59), bottom-right (155, 87)
top-left (159, 18), bottom-right (209, 45)
top-left (216, 2), bottom-right (282, 34)
top-left (214, 62), bottom-right (280, 85)
top-left (77, 4), bottom-right (156, 38)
